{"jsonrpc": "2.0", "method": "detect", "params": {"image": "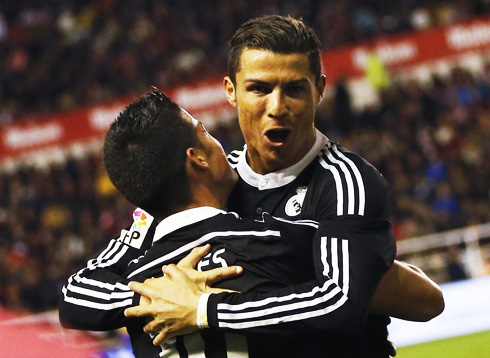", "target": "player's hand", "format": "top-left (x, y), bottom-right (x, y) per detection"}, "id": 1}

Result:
top-left (176, 244), bottom-right (243, 293)
top-left (125, 264), bottom-right (202, 344)
top-left (124, 245), bottom-right (242, 345)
